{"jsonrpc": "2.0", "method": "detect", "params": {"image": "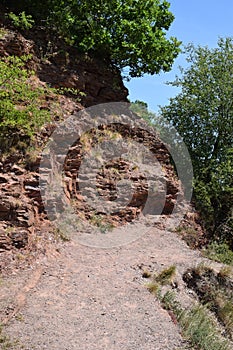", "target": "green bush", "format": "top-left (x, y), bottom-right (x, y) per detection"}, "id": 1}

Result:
top-left (0, 55), bottom-right (51, 152)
